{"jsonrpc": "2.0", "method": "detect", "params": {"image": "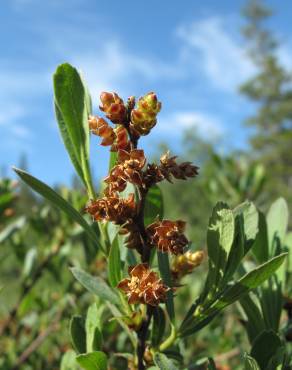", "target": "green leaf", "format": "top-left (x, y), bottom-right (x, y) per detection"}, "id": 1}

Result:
top-left (233, 201), bottom-right (259, 253)
top-left (53, 63), bottom-right (94, 197)
top-left (207, 358), bottom-right (217, 370)
top-left (244, 354), bottom-right (260, 370)
top-left (108, 151), bottom-right (118, 172)
top-left (144, 185), bottom-right (164, 226)
top-left (108, 236), bottom-right (122, 287)
top-left (151, 306), bottom-right (166, 347)
top-left (153, 353), bottom-right (179, 370)
top-left (222, 210), bottom-right (245, 283)
top-left (250, 330), bottom-right (282, 369)
top-left (70, 315), bottom-right (86, 354)
top-left (252, 211), bottom-right (268, 263)
top-left (76, 351), bottom-right (107, 370)
top-left (60, 350), bottom-right (79, 370)
top-left (259, 277), bottom-right (282, 332)
top-left (22, 248), bottom-right (37, 278)
top-left (13, 168), bottom-right (100, 248)
top-left (180, 254), bottom-right (287, 337)
top-left (267, 198), bottom-right (289, 251)
top-left (266, 347), bottom-right (285, 370)
top-left (239, 294), bottom-right (265, 343)
top-left (157, 251), bottom-right (175, 323)
top-left (86, 303), bottom-right (103, 352)
top-left (55, 103), bottom-right (86, 185)
top-left (71, 267), bottom-right (120, 306)
top-left (0, 216), bottom-right (26, 243)
top-left (206, 202), bottom-right (235, 292)
top-left (213, 253), bottom-right (287, 311)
